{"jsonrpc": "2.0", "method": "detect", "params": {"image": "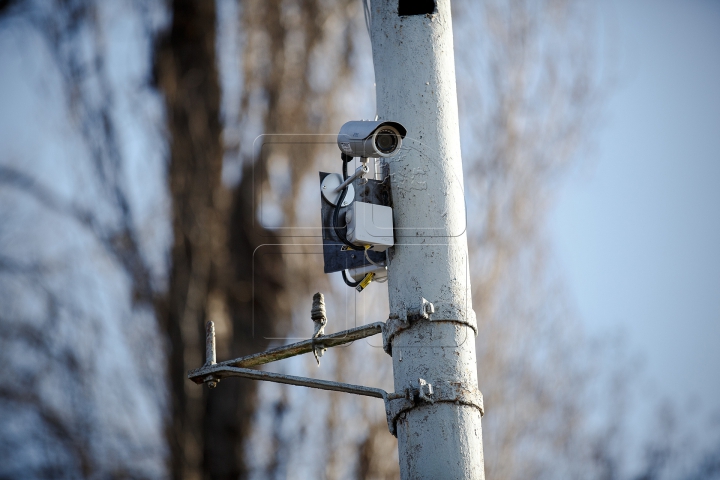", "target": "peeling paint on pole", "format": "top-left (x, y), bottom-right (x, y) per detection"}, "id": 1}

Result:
top-left (370, 1), bottom-right (485, 478)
